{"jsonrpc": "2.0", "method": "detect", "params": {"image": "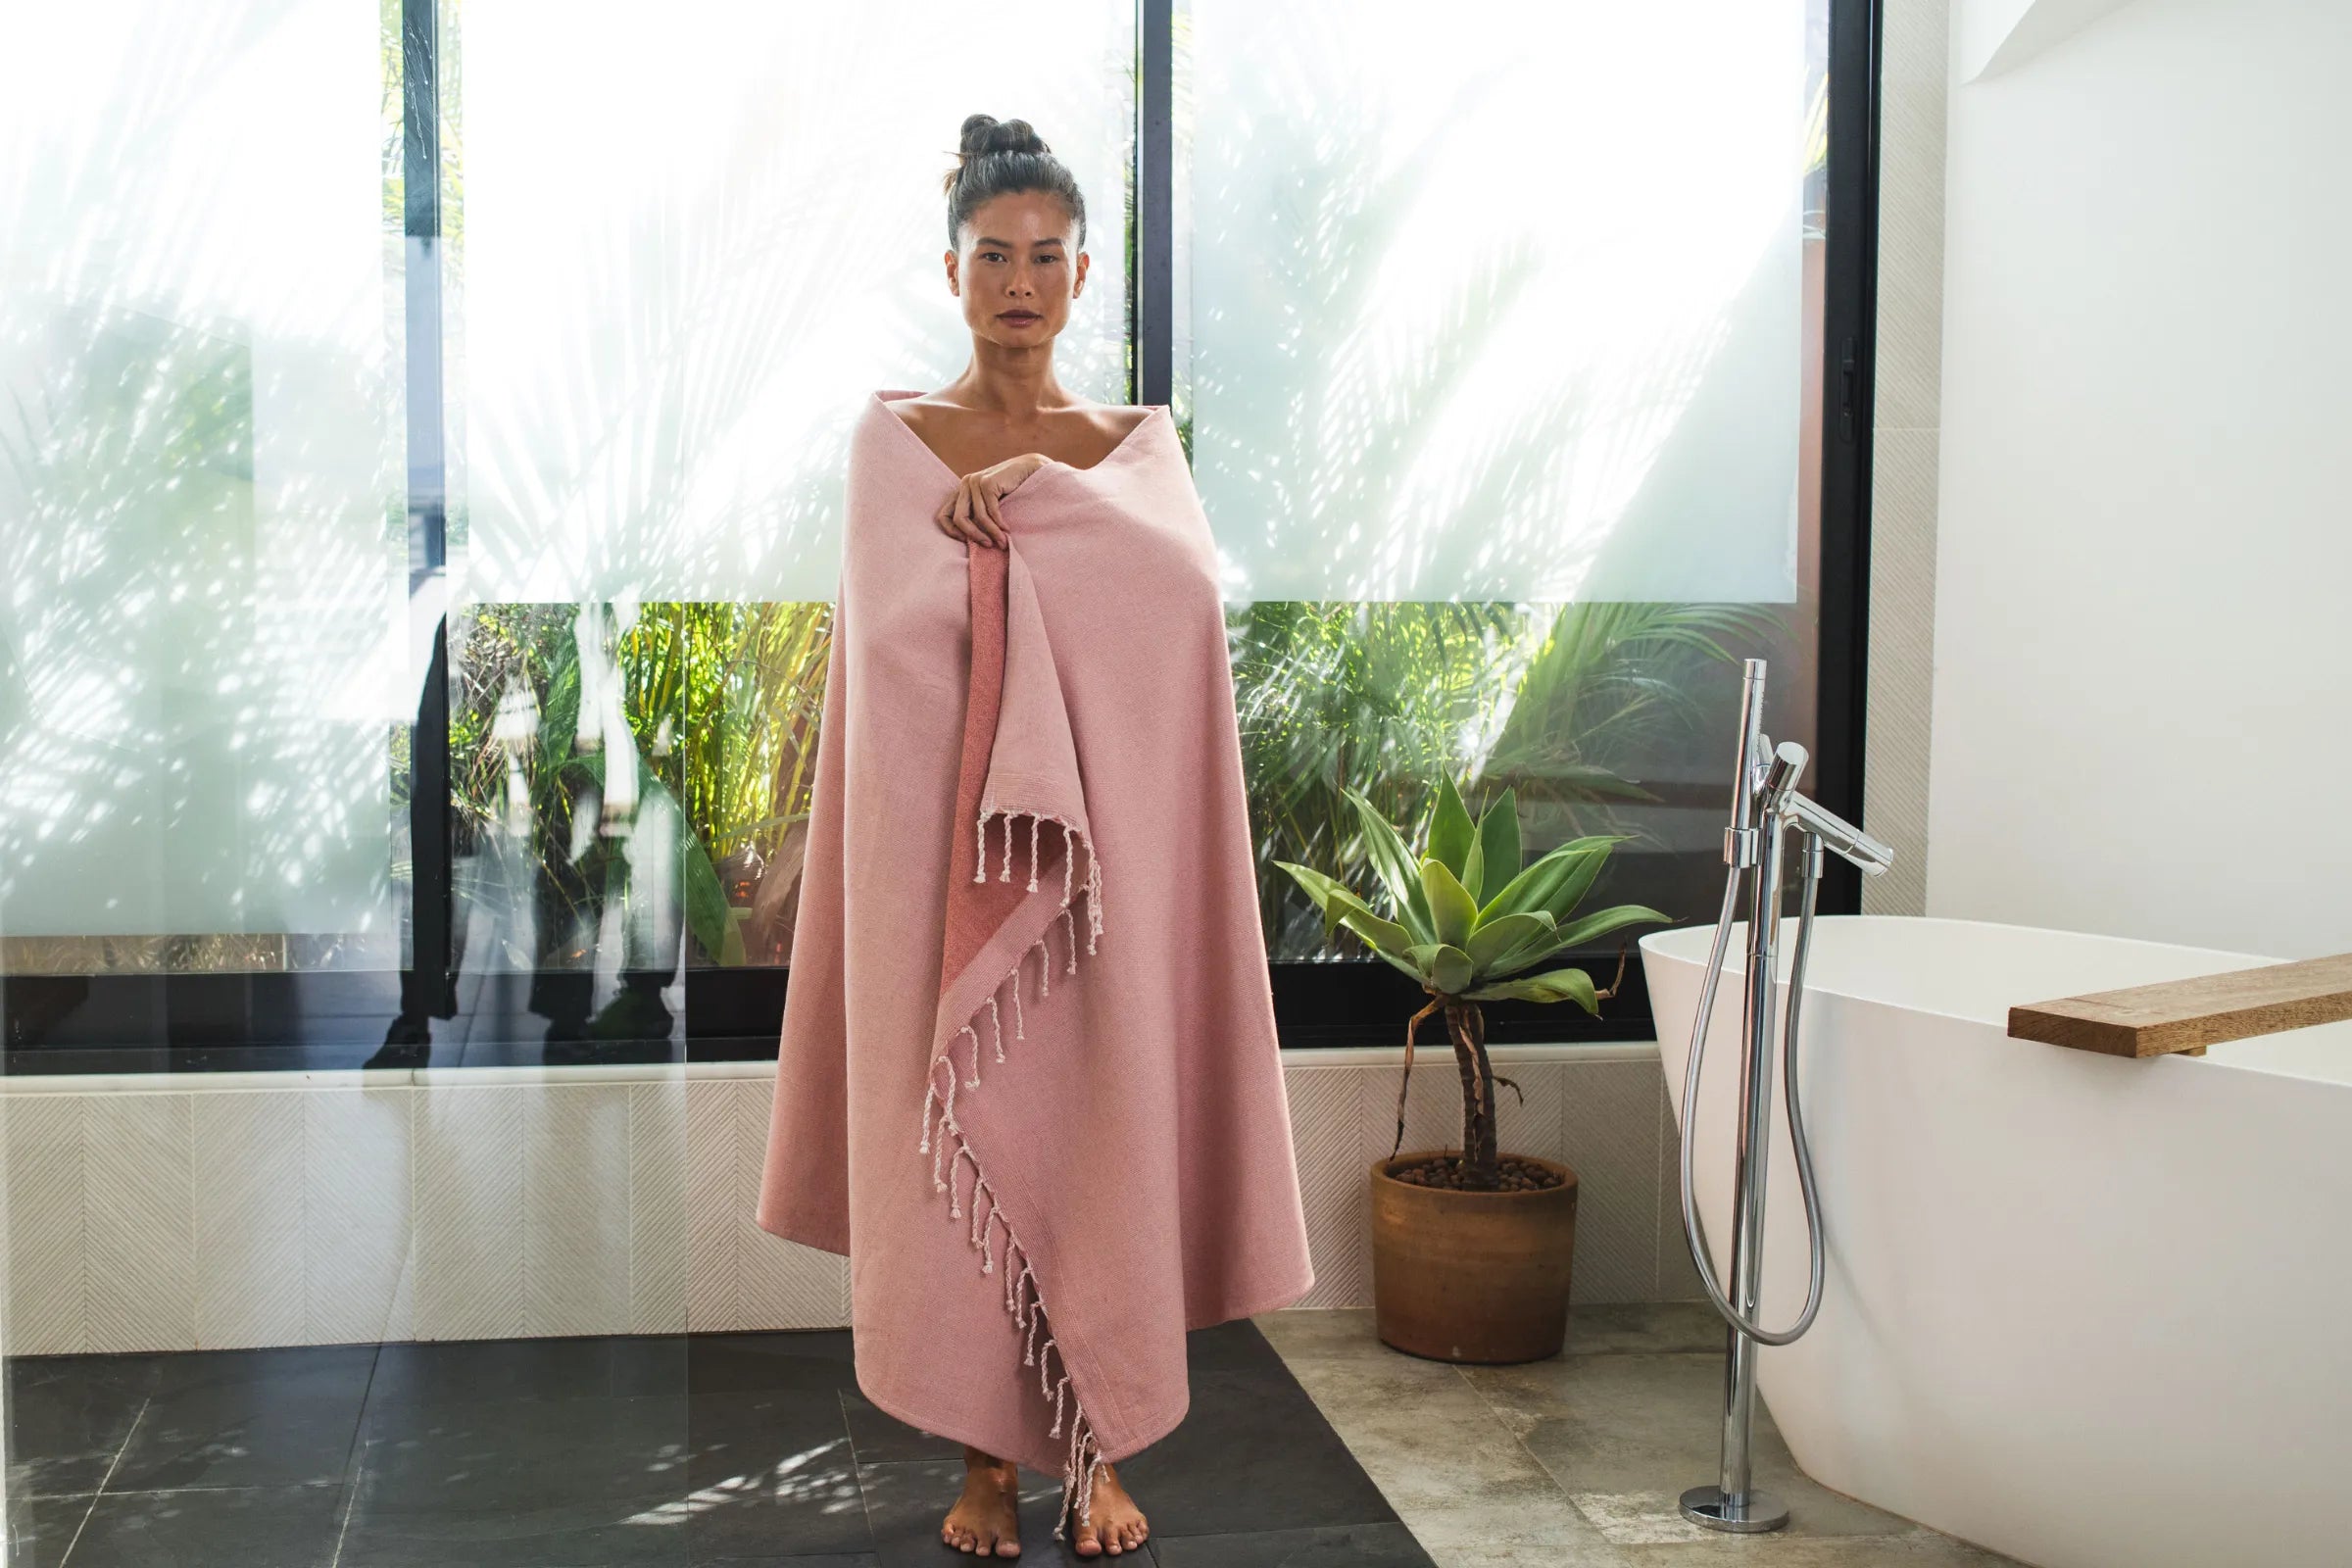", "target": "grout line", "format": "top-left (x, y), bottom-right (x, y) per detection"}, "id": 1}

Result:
top-left (405, 1082), bottom-right (419, 1344)
top-left (1450, 1359), bottom-right (1604, 1537)
top-left (181, 1096), bottom-right (195, 1351)
top-left (324, 1346), bottom-right (381, 1568)
top-left (846, 1386), bottom-right (887, 1554)
top-left (75, 1097), bottom-right (91, 1356)
top-left (301, 1093), bottom-right (315, 1347)
top-left (44, 1486), bottom-right (101, 1567)
top-left (59, 1392), bottom-right (150, 1563)
top-left (624, 1081), bottom-right (638, 1334)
